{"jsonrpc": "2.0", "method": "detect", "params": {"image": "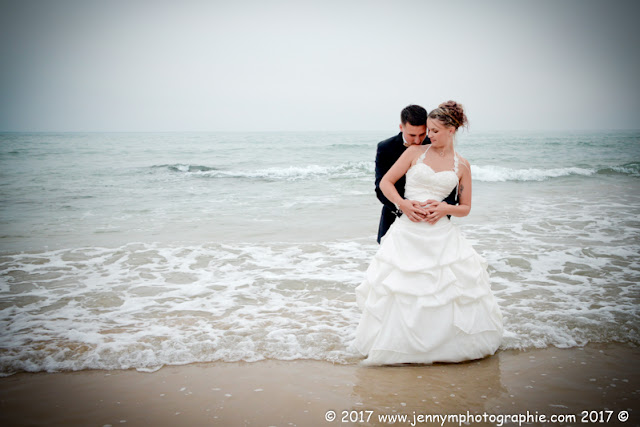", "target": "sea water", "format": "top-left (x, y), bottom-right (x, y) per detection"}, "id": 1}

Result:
top-left (1, 131), bottom-right (638, 375)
